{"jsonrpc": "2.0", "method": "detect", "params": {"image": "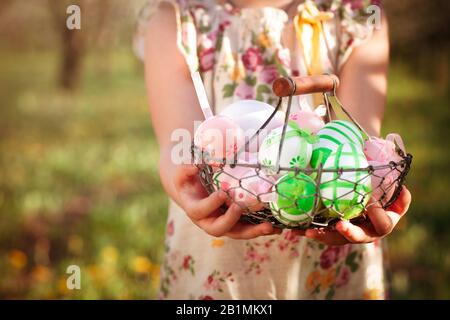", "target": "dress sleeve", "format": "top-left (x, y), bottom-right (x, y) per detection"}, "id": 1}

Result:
top-left (134, 0), bottom-right (199, 72)
top-left (319, 0), bottom-right (383, 72)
